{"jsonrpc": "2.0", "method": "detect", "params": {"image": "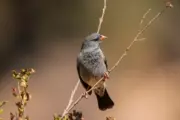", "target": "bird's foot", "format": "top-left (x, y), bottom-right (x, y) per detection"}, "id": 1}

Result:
top-left (103, 72), bottom-right (109, 81)
top-left (83, 92), bottom-right (88, 99)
